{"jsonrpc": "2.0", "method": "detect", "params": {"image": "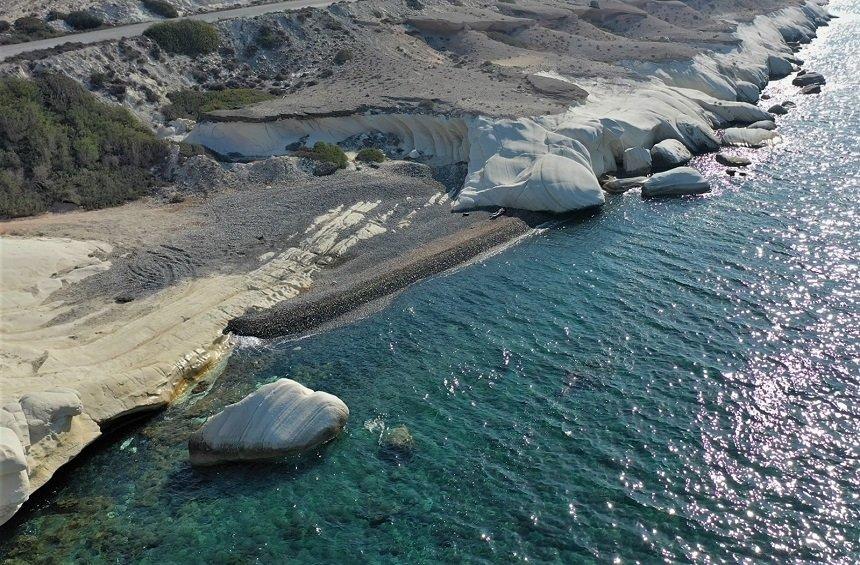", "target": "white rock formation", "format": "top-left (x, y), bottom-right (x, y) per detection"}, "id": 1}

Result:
top-left (767, 54), bottom-right (795, 79)
top-left (603, 176), bottom-right (646, 194)
top-left (623, 147), bottom-right (651, 176)
top-left (735, 81), bottom-right (761, 104)
top-left (1, 389), bottom-right (99, 525)
top-left (181, 1), bottom-right (828, 215)
top-left (748, 120), bottom-right (778, 130)
top-left (641, 167), bottom-right (711, 197)
top-left (188, 379), bottom-right (349, 466)
top-left (722, 127), bottom-right (780, 147)
top-left (186, 114), bottom-right (470, 166)
top-left (651, 139), bottom-right (693, 171)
